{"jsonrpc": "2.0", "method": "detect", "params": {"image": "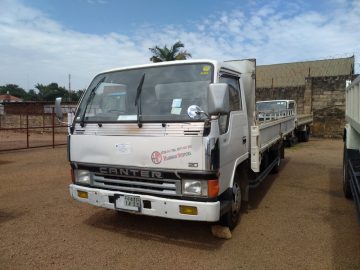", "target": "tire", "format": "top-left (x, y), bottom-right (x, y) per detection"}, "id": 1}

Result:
top-left (271, 145), bottom-right (282, 174)
top-left (219, 172), bottom-right (242, 230)
top-left (343, 144), bottom-right (352, 199)
top-left (271, 156), bottom-right (281, 174)
top-left (303, 126), bottom-right (310, 142)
